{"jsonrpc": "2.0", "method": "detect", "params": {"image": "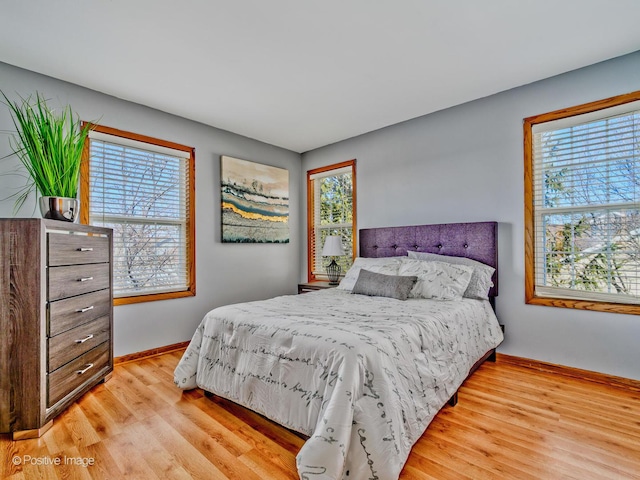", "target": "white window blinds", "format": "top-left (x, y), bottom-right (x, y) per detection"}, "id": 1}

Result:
top-left (88, 131), bottom-right (192, 298)
top-left (531, 101), bottom-right (640, 304)
top-left (309, 165), bottom-right (354, 279)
